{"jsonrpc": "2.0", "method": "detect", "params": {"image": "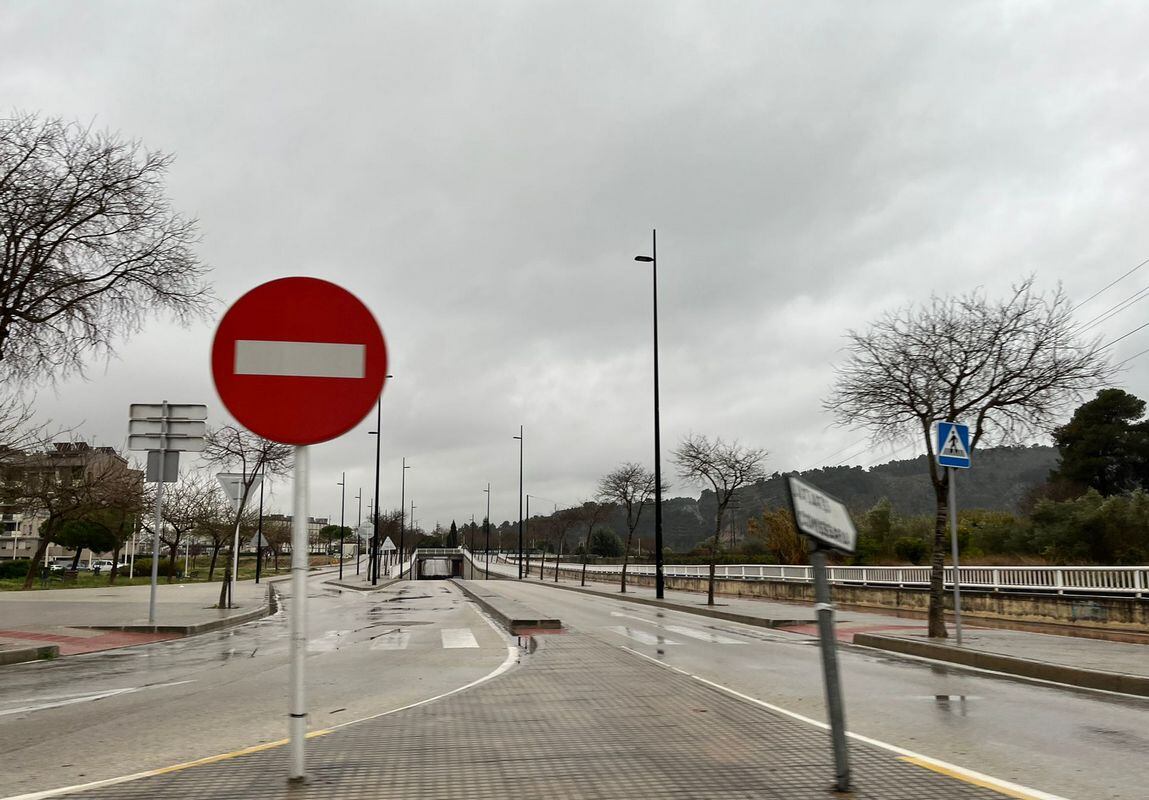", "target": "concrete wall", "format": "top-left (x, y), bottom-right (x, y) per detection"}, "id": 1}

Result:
top-left (566, 567), bottom-right (1149, 634)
